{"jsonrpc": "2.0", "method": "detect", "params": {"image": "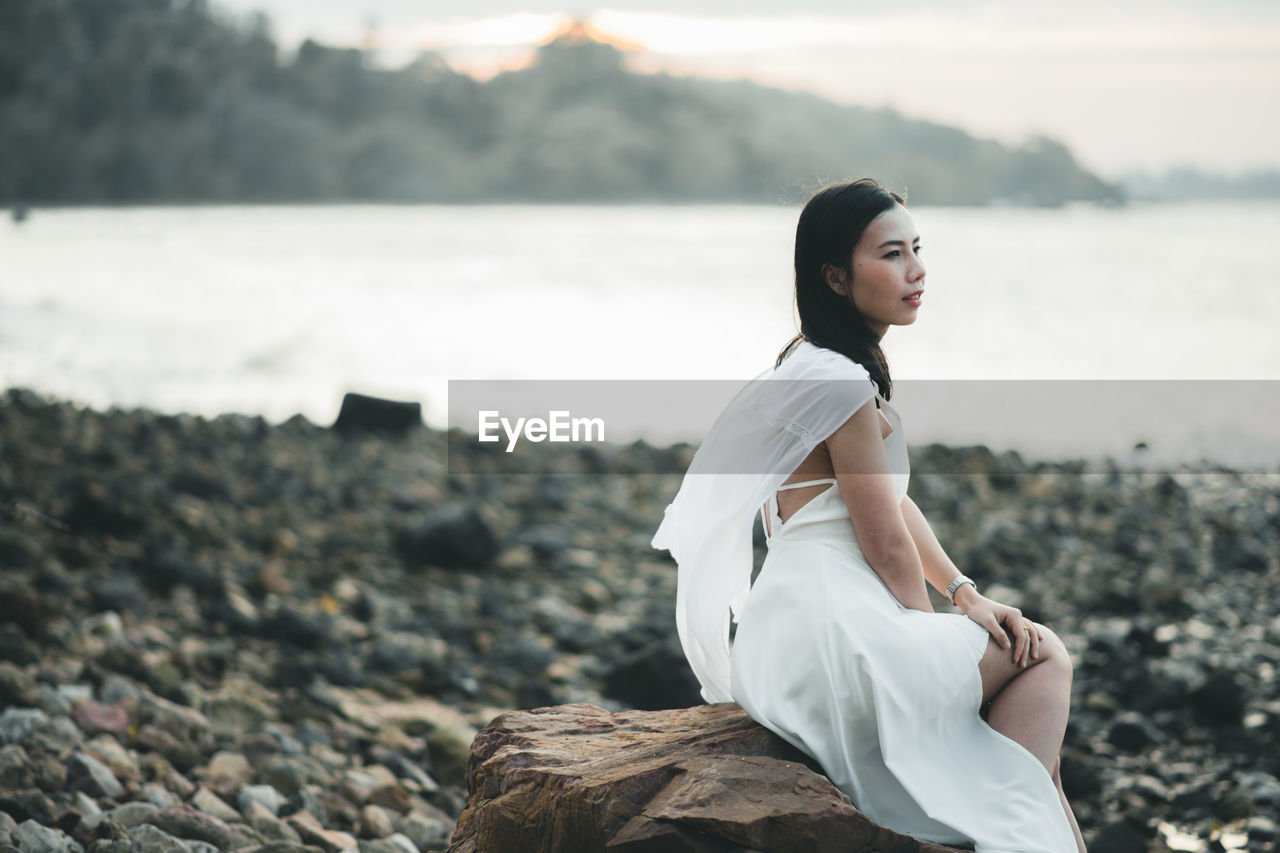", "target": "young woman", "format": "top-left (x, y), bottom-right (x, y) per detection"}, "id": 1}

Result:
top-left (652, 179), bottom-right (1086, 852)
